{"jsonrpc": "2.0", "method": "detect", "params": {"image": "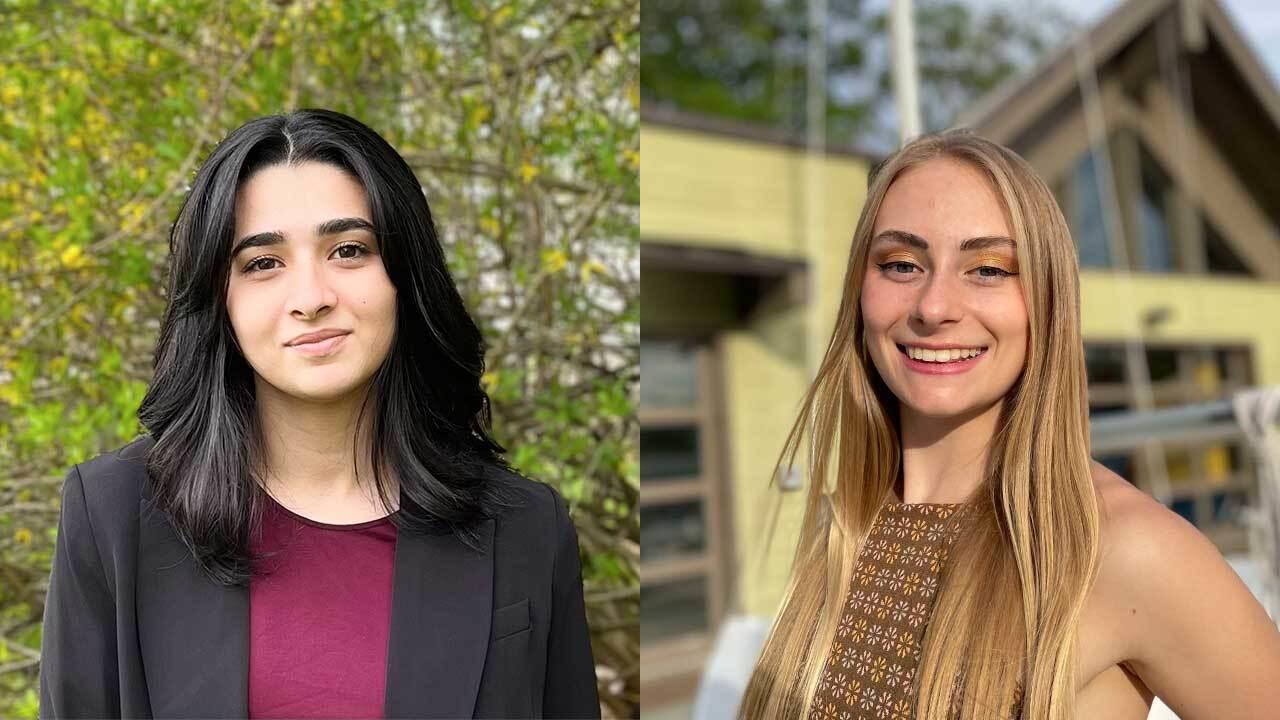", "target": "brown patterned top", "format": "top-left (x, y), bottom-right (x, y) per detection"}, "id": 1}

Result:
top-left (808, 501), bottom-right (989, 720)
